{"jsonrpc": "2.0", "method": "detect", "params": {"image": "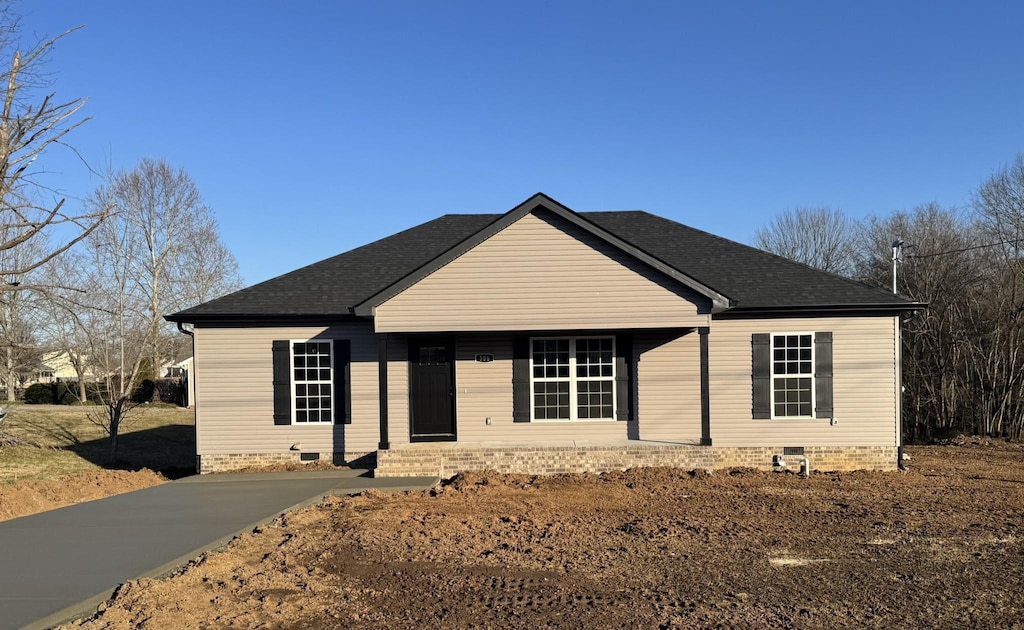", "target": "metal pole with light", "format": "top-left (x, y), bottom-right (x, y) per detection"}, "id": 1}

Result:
top-left (891, 239), bottom-right (904, 294)
top-left (891, 238), bottom-right (907, 469)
